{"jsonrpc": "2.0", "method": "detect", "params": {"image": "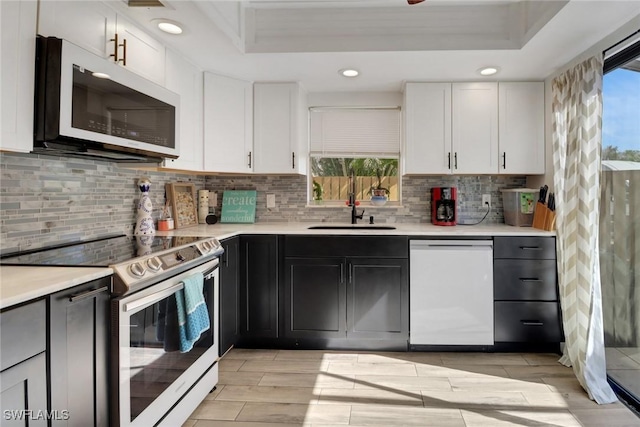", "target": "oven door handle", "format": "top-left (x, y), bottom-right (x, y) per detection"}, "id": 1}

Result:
top-left (122, 258), bottom-right (219, 313)
top-left (124, 283), bottom-right (184, 313)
